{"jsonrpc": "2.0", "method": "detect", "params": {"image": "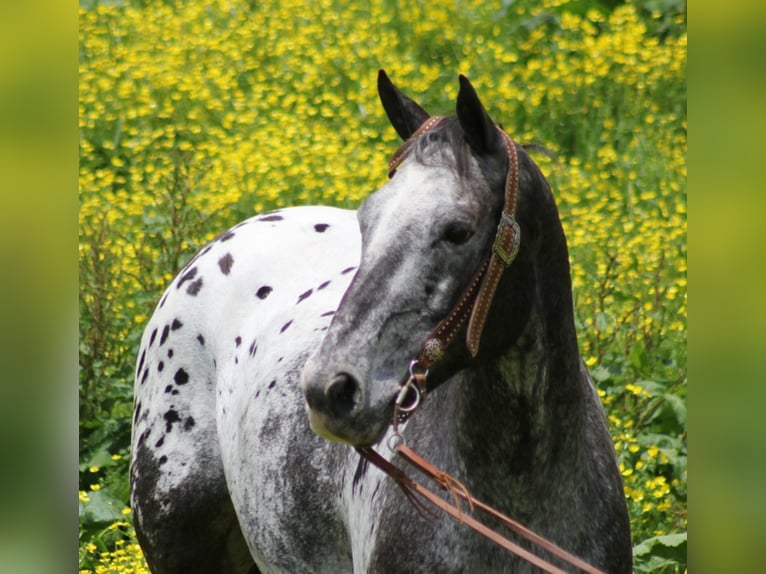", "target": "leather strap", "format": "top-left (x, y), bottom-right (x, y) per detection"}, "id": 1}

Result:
top-left (389, 119), bottom-right (522, 364)
top-left (387, 119), bottom-right (521, 419)
top-left (388, 116), bottom-right (448, 177)
top-left (377, 121), bottom-right (602, 572)
top-left (466, 130), bottom-right (521, 356)
top-left (357, 445), bottom-right (606, 574)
